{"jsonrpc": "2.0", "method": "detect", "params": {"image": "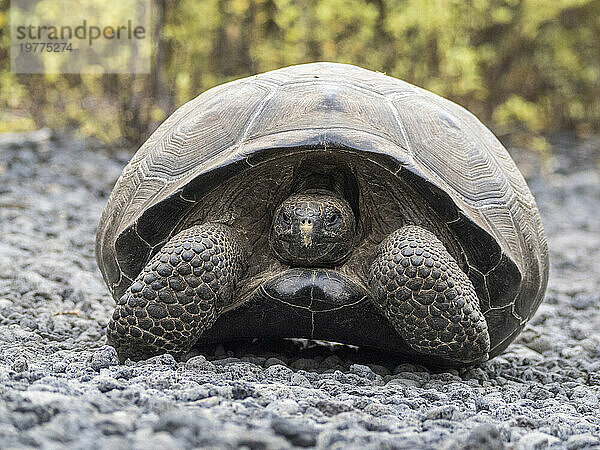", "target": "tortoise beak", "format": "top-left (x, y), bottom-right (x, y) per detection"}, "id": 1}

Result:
top-left (299, 221), bottom-right (313, 247)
